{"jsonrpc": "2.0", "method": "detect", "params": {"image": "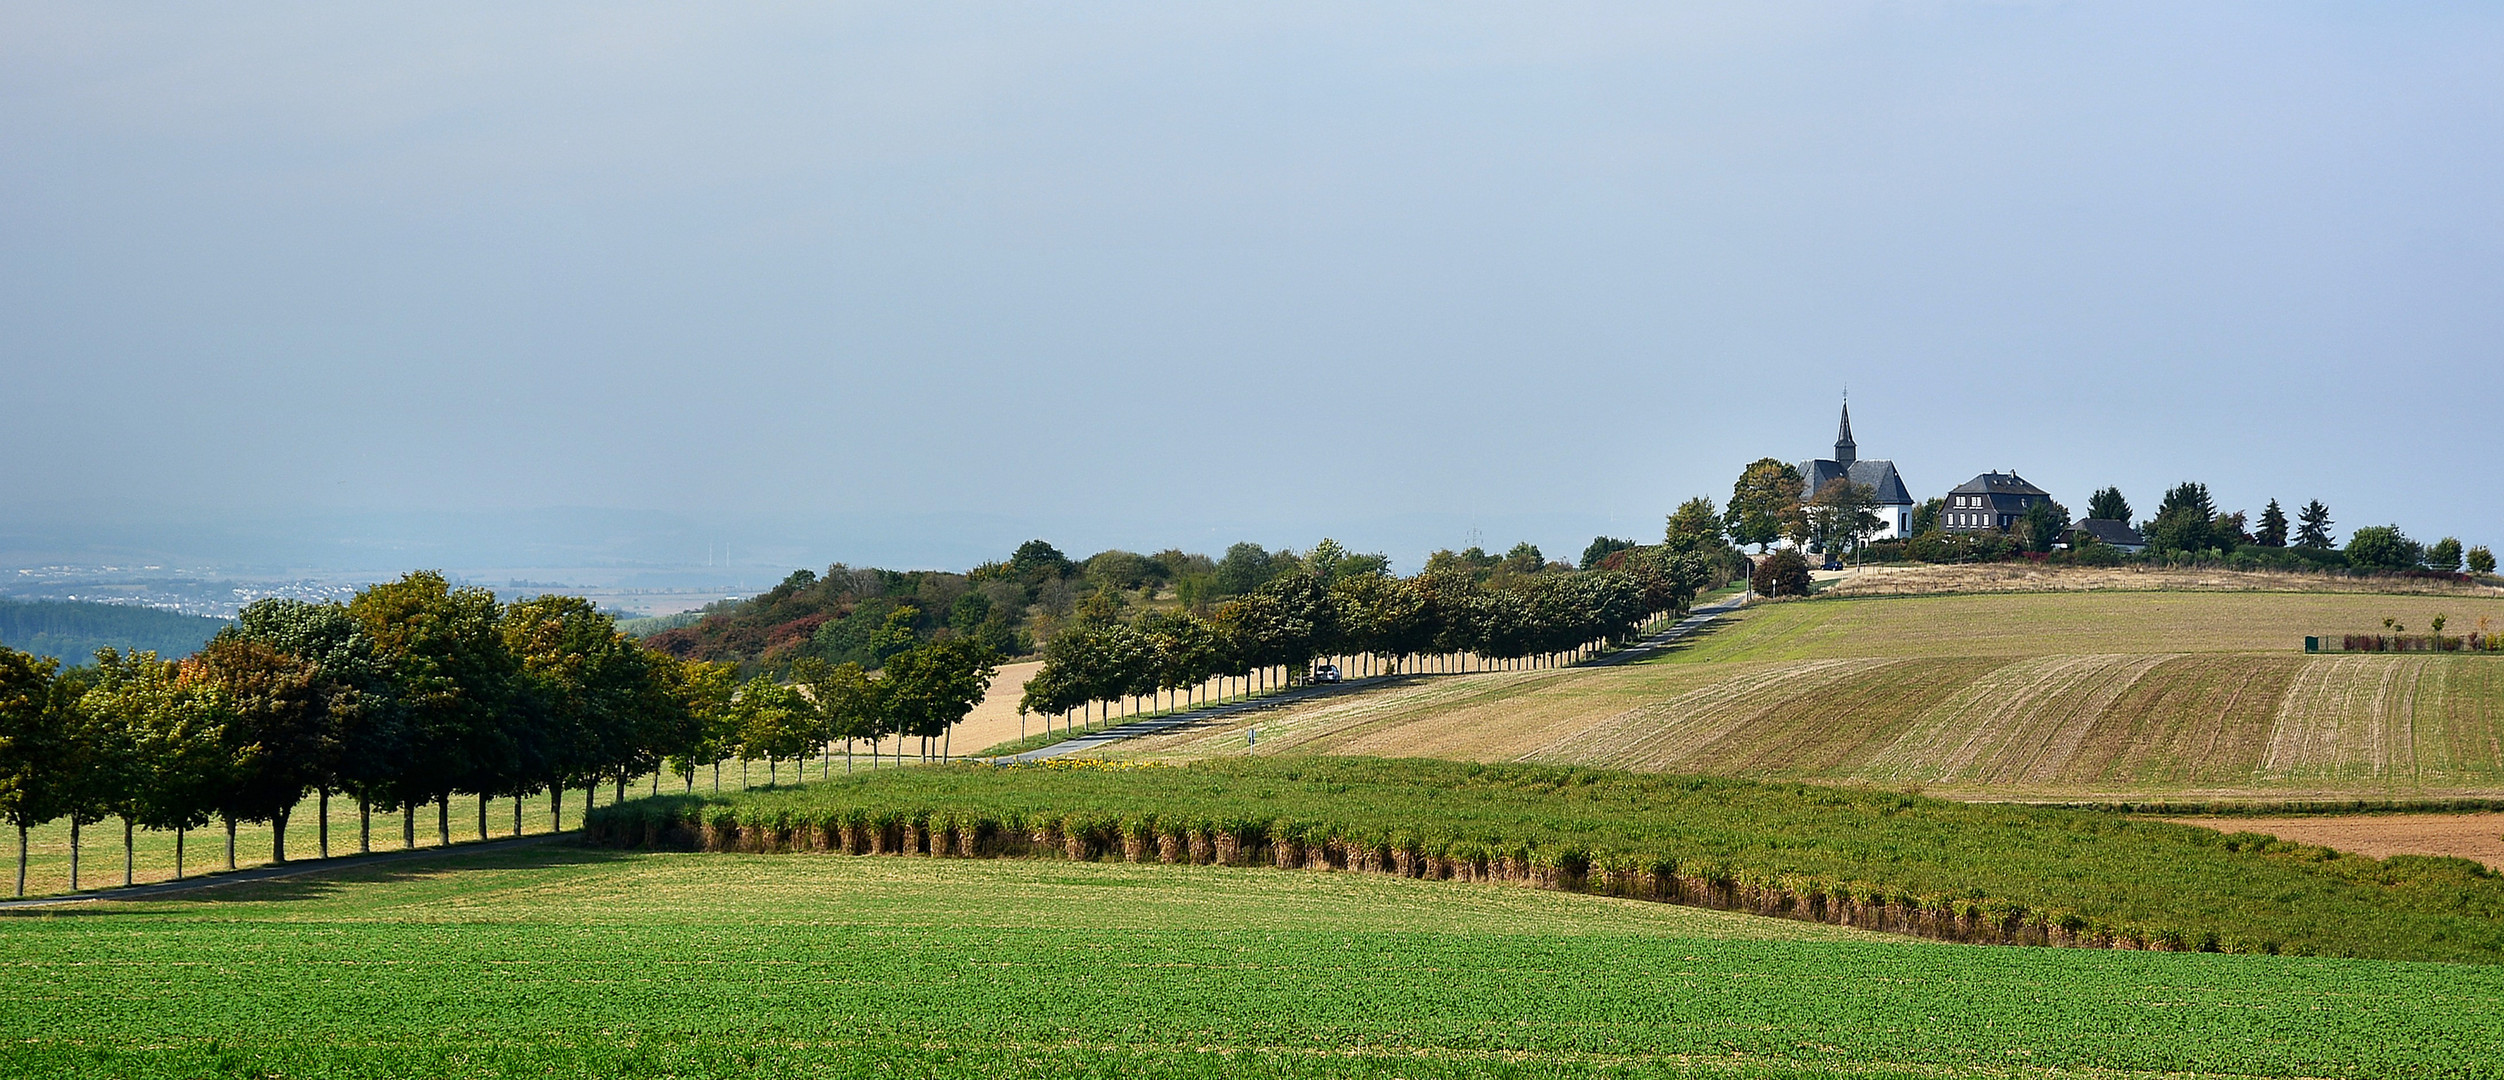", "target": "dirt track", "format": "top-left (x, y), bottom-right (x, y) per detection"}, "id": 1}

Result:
top-left (2165, 813), bottom-right (2504, 869)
